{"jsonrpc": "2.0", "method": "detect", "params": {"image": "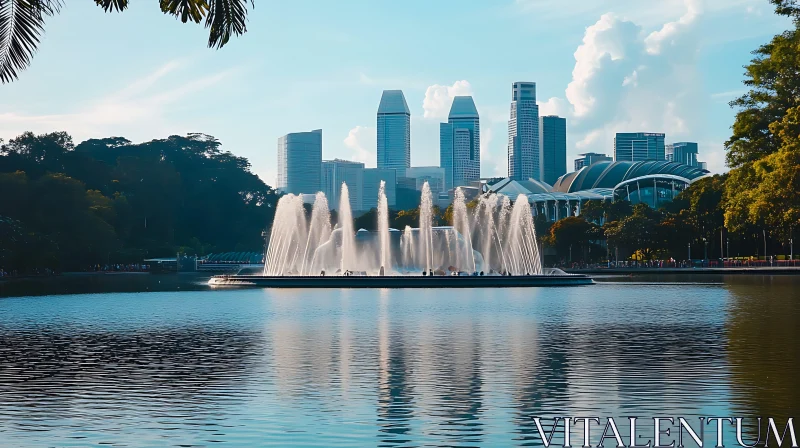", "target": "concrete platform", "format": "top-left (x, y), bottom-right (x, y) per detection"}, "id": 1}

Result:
top-left (208, 274), bottom-right (594, 288)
